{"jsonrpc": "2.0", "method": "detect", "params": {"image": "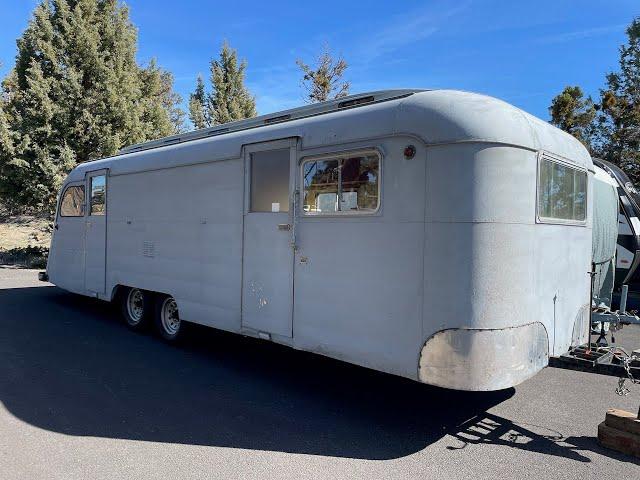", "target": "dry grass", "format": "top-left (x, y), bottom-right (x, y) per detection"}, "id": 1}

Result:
top-left (0, 215), bottom-right (51, 251)
top-left (0, 214), bottom-right (52, 268)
